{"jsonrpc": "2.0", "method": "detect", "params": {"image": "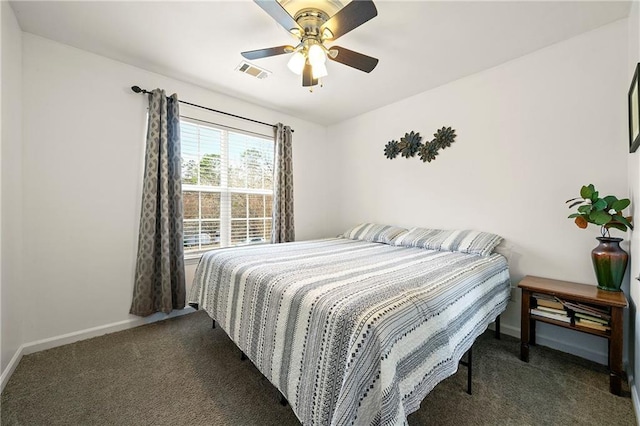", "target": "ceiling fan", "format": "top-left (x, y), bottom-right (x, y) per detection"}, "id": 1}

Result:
top-left (241, 0), bottom-right (379, 88)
